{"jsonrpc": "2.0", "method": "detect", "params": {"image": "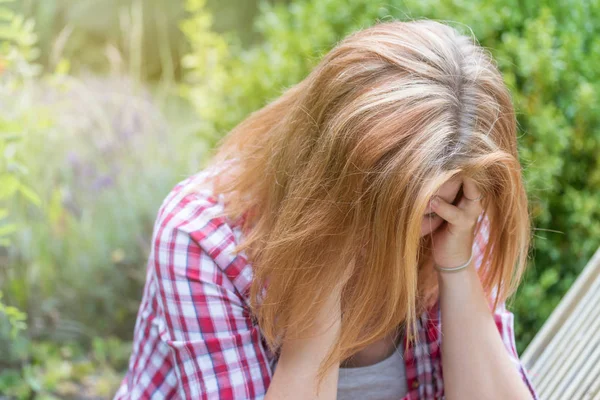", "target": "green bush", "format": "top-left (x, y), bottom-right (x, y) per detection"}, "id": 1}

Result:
top-left (0, 2), bottom-right (204, 397)
top-left (3, 74), bottom-right (208, 342)
top-left (0, 0), bottom-right (42, 369)
top-left (182, 0), bottom-right (600, 351)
